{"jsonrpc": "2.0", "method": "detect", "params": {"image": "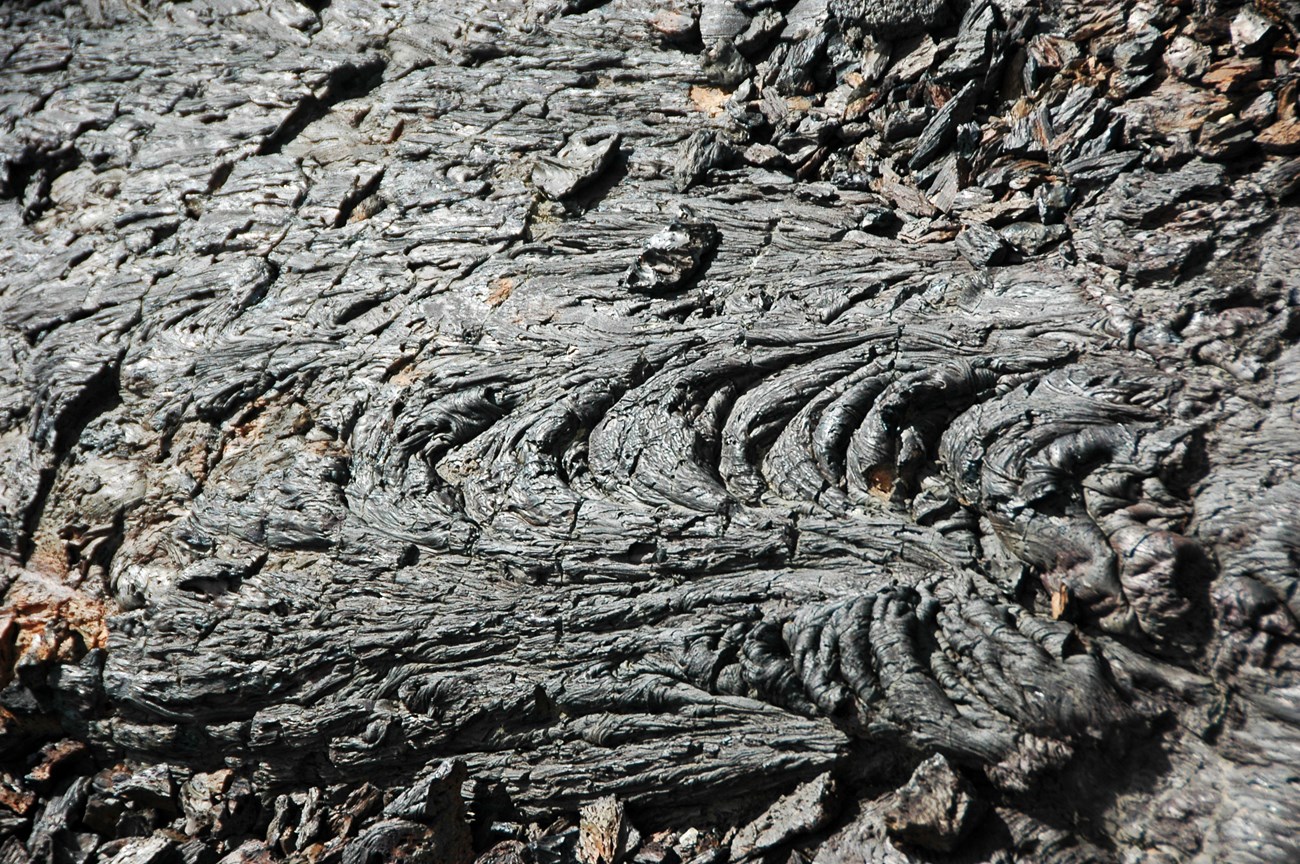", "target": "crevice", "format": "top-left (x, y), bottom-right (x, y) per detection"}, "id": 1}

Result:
top-left (47, 360), bottom-right (124, 458)
top-left (561, 0), bottom-right (613, 15)
top-left (2, 142), bottom-right (83, 224)
top-left (332, 168), bottom-right (385, 228)
top-left (20, 361), bottom-right (123, 565)
top-left (334, 293), bottom-right (389, 327)
top-left (207, 160), bottom-right (235, 194)
top-left (258, 57), bottom-right (388, 156)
